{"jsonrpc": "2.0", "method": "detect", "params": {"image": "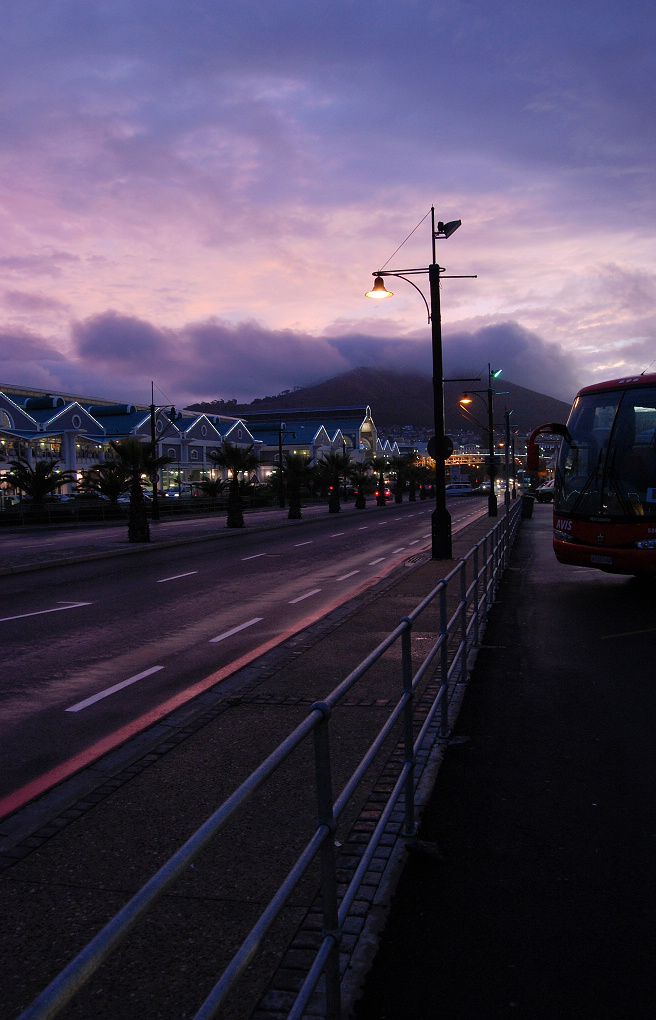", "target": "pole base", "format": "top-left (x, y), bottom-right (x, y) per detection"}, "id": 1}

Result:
top-left (431, 506), bottom-right (452, 559)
